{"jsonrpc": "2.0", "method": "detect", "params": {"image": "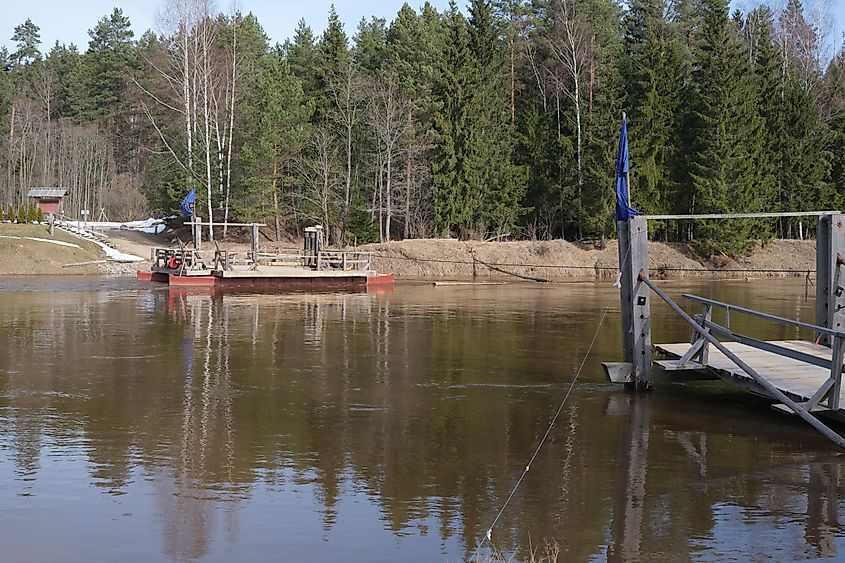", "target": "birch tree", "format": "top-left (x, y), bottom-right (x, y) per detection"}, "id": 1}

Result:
top-left (547, 0), bottom-right (589, 238)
